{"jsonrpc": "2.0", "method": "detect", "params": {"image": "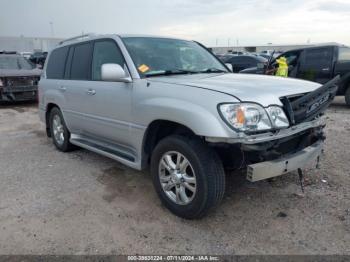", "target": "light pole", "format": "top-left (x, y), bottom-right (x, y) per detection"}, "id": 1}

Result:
top-left (49, 22), bottom-right (54, 38)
